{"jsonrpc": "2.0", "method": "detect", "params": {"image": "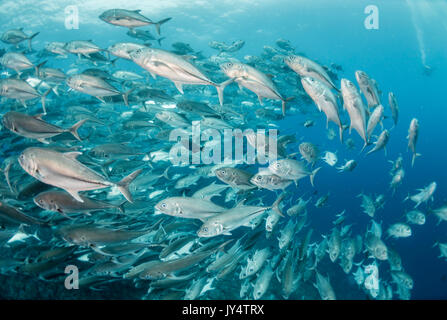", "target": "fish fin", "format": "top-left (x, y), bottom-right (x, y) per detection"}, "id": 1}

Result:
top-left (173, 81), bottom-right (184, 94)
top-left (63, 151), bottom-right (82, 160)
top-left (41, 88), bottom-right (52, 114)
top-left (157, 37), bottom-right (166, 46)
top-left (96, 96), bottom-right (106, 103)
top-left (257, 95), bottom-right (264, 105)
top-left (117, 201), bottom-right (127, 214)
top-left (34, 60), bottom-right (46, 77)
top-left (122, 88), bottom-right (135, 107)
top-left (67, 189), bottom-right (84, 203)
top-left (116, 169), bottom-right (143, 203)
top-left (310, 167), bottom-right (321, 187)
top-left (68, 119), bottom-right (88, 141)
top-left (339, 126), bottom-right (344, 144)
top-left (271, 193), bottom-right (285, 217)
top-left (411, 153), bottom-right (421, 167)
top-left (37, 138), bottom-right (50, 144)
top-left (155, 17), bottom-right (172, 35)
top-left (215, 78), bottom-right (234, 106)
top-left (281, 96), bottom-right (294, 117)
top-left (27, 32), bottom-right (40, 51)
